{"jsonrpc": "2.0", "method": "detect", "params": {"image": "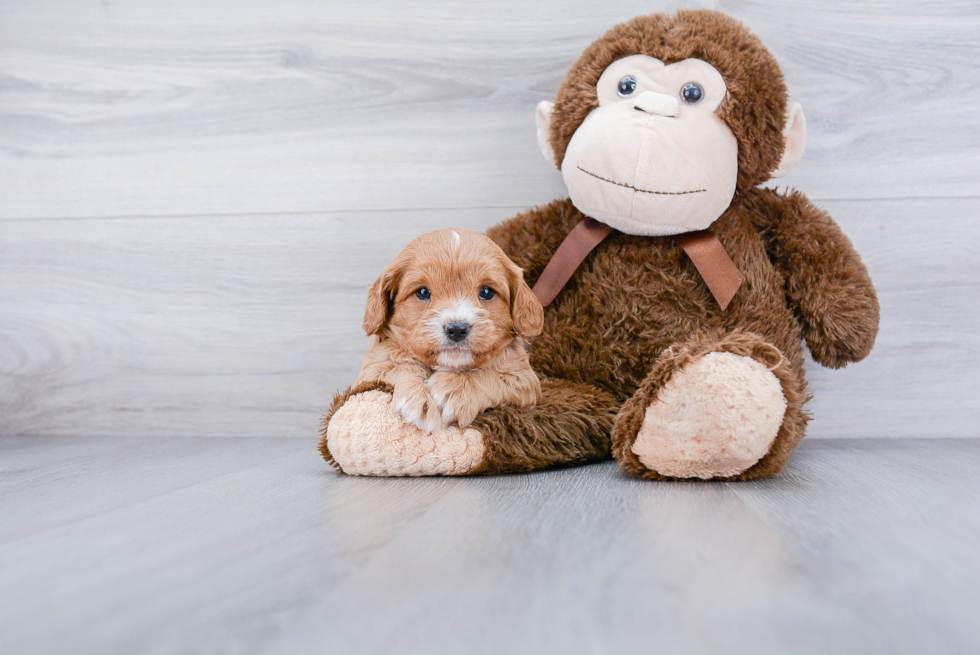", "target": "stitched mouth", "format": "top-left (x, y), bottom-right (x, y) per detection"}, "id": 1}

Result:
top-left (577, 166), bottom-right (706, 196)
